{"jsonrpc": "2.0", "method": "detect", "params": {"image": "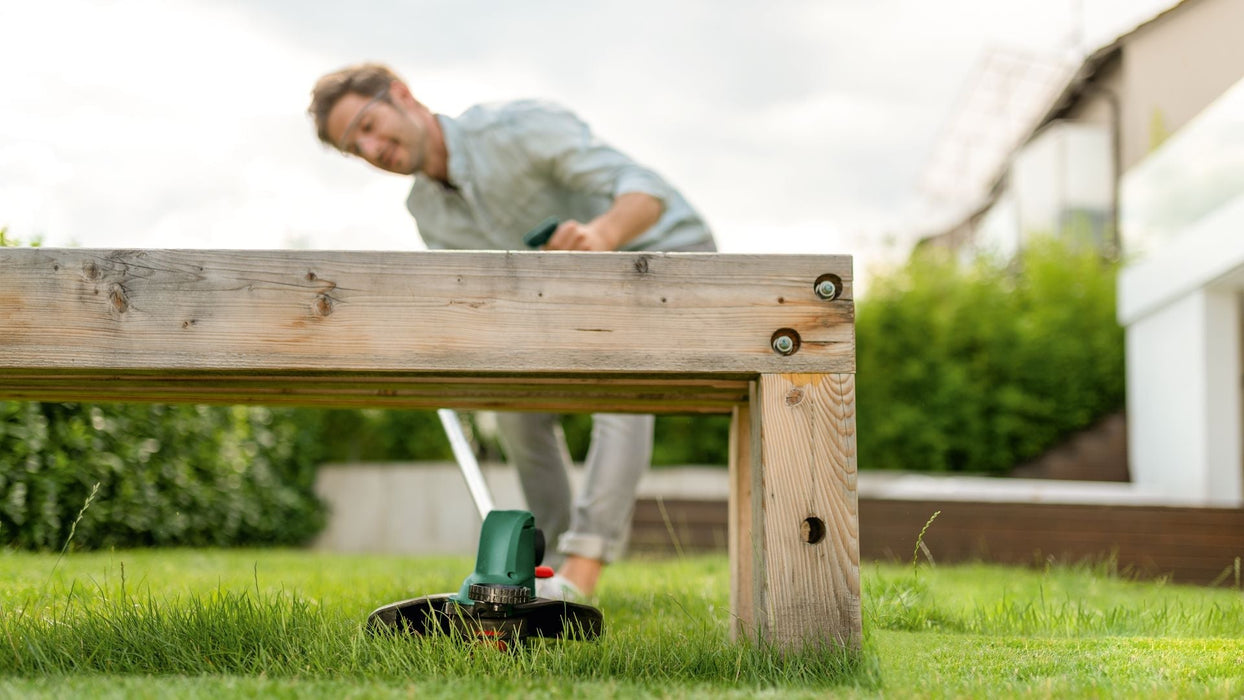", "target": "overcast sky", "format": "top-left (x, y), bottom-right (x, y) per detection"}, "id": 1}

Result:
top-left (0, 0), bottom-right (1173, 289)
